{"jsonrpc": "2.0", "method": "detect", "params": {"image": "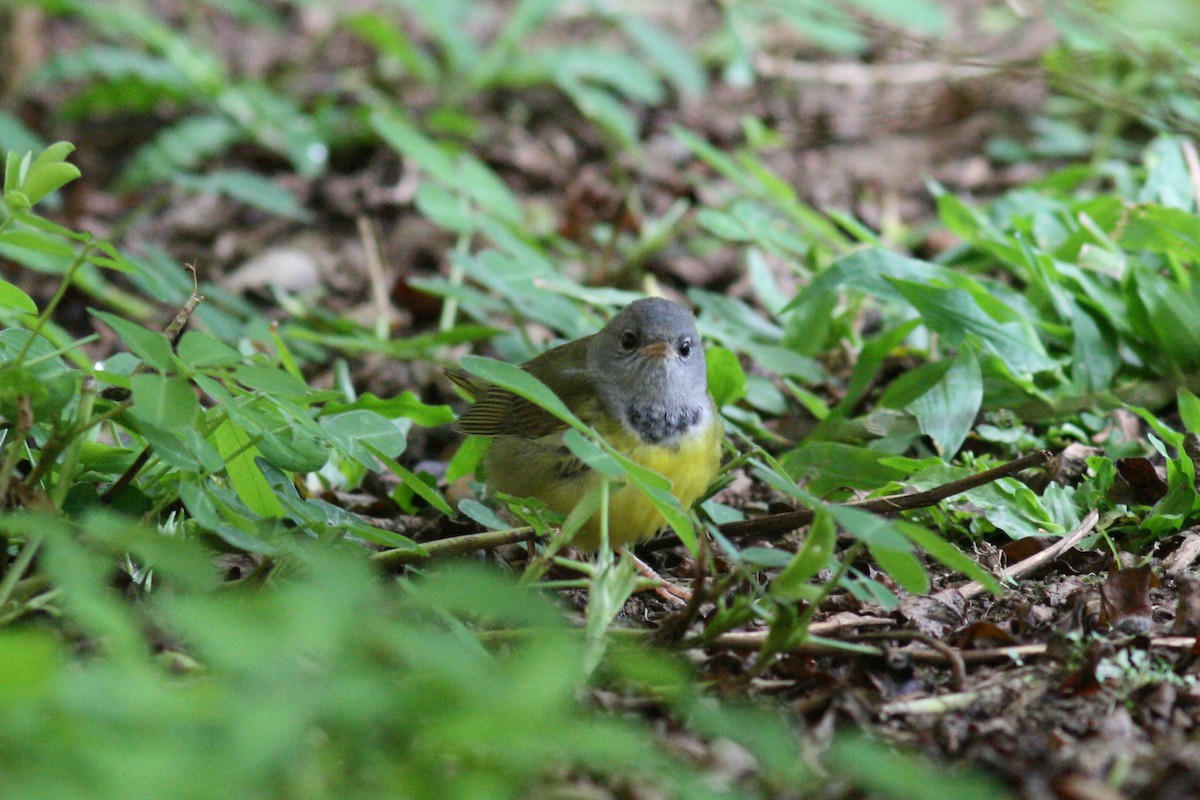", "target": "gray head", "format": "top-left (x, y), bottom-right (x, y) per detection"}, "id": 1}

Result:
top-left (587, 297), bottom-right (711, 444)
